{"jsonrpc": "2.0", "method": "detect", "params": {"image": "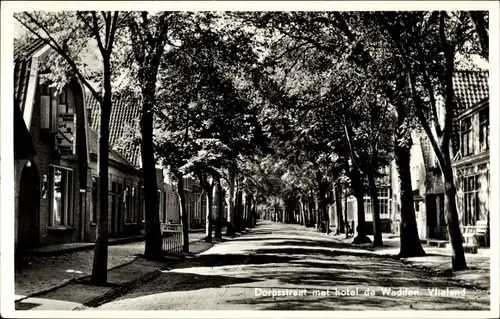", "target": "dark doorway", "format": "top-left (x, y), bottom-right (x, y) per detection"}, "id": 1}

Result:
top-left (17, 163), bottom-right (40, 249)
top-left (426, 193), bottom-right (445, 239)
